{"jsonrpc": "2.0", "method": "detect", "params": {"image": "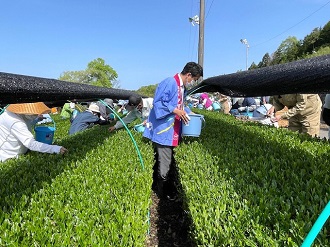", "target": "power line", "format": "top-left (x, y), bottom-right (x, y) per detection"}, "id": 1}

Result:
top-left (205, 0), bottom-right (215, 19)
top-left (251, 0), bottom-right (330, 48)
